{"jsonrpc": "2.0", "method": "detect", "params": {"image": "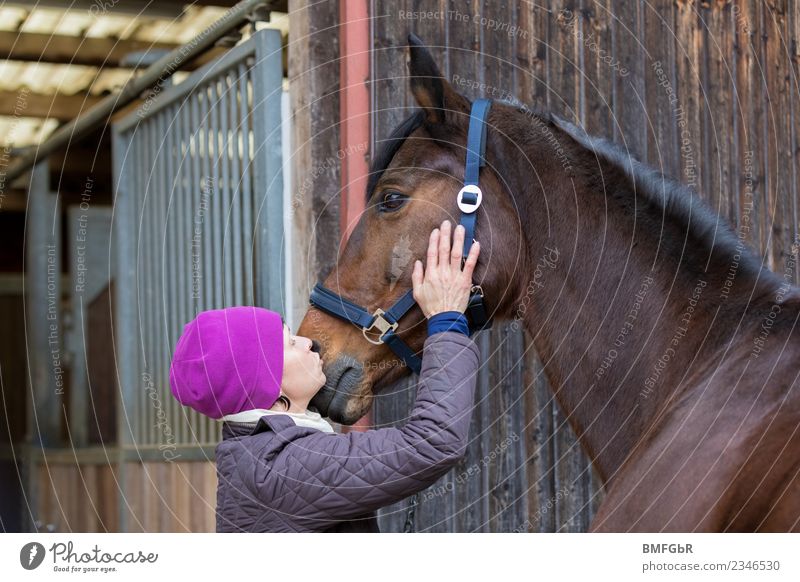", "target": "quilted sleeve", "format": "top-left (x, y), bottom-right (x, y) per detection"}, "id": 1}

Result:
top-left (269, 330), bottom-right (480, 525)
